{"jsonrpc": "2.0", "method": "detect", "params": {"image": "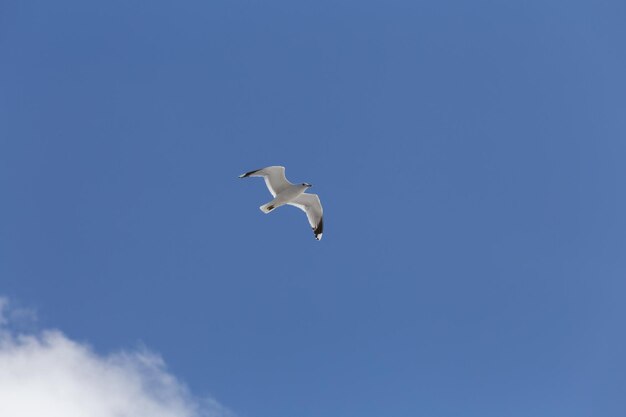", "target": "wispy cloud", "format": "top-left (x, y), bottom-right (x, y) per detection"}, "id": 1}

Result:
top-left (0, 297), bottom-right (232, 417)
